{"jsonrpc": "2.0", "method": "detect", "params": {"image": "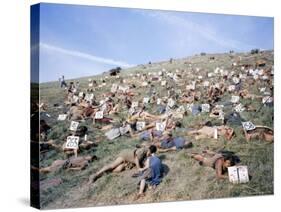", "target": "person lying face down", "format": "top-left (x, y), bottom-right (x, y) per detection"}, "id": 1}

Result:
top-left (40, 155), bottom-right (97, 174)
top-left (191, 150), bottom-right (237, 179)
top-left (187, 125), bottom-right (234, 140)
top-left (88, 146), bottom-right (149, 184)
top-left (140, 132), bottom-right (193, 153)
